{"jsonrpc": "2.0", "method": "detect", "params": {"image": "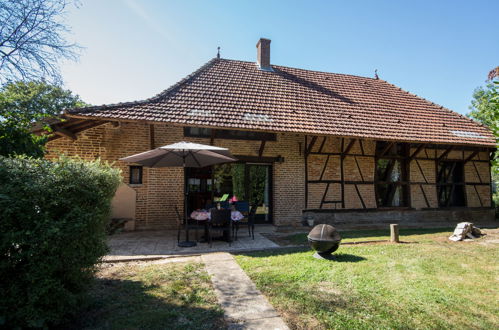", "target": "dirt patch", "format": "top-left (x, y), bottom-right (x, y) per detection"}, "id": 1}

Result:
top-left (99, 255), bottom-right (201, 273)
top-left (478, 228), bottom-right (499, 245)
